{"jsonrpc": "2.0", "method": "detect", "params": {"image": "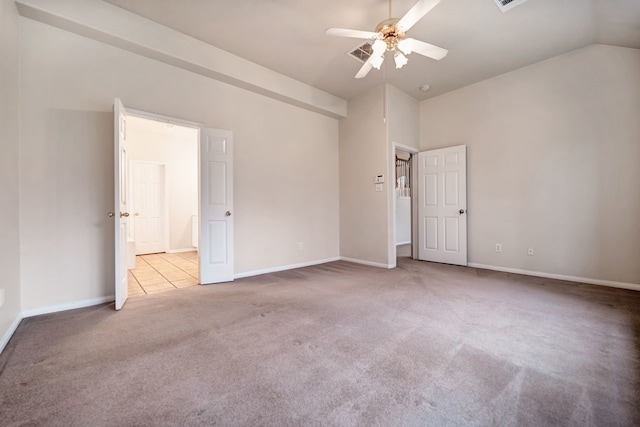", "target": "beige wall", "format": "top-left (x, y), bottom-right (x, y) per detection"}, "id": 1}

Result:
top-left (19, 18), bottom-right (340, 311)
top-left (0, 0), bottom-right (21, 346)
top-left (387, 85), bottom-right (420, 152)
top-left (126, 118), bottom-right (198, 252)
top-left (339, 84), bottom-right (420, 267)
top-left (339, 86), bottom-right (389, 266)
top-left (420, 44), bottom-right (640, 284)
